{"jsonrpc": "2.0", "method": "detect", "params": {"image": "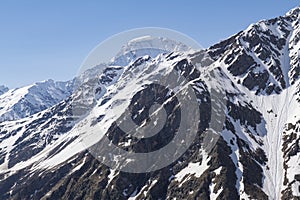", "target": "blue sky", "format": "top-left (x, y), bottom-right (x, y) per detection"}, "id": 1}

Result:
top-left (0, 1), bottom-right (299, 88)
